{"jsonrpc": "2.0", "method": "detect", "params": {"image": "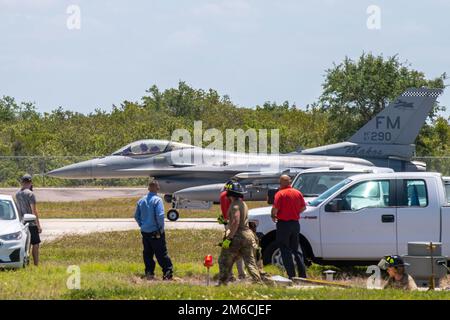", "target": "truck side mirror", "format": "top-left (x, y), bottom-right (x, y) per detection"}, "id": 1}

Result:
top-left (267, 188), bottom-right (279, 205)
top-left (325, 198), bottom-right (342, 212)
